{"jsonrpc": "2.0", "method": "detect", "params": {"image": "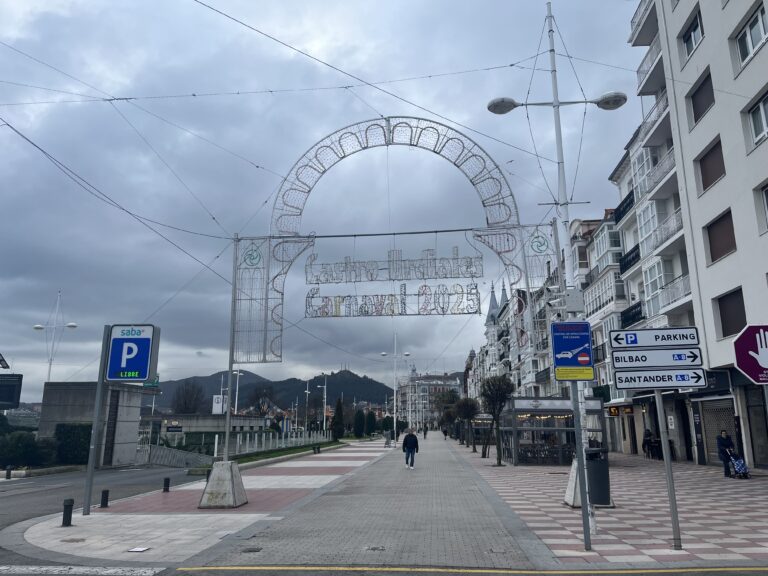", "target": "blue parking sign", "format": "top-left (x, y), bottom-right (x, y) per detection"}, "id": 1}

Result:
top-left (106, 325), bottom-right (158, 382)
